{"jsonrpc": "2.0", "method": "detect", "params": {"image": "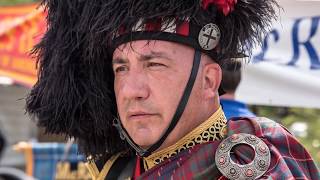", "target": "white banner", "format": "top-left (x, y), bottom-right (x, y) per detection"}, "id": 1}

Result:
top-left (237, 0), bottom-right (320, 108)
